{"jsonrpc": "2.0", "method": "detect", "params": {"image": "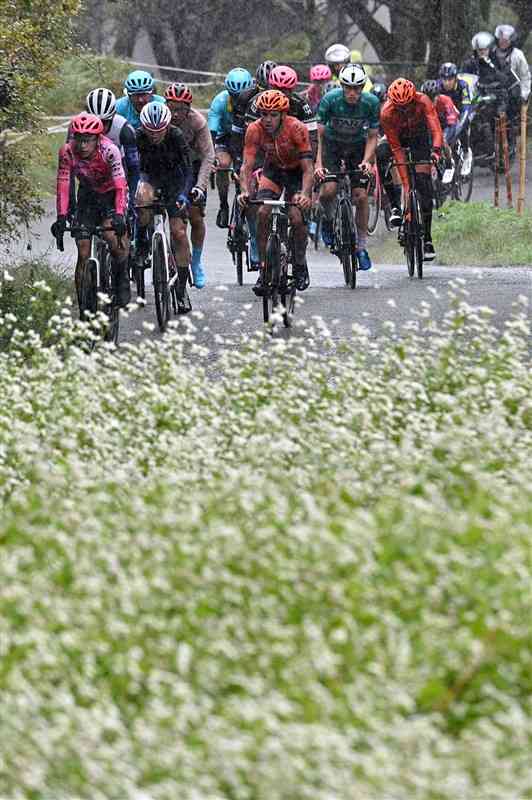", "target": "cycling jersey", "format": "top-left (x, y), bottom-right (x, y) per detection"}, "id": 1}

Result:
top-left (207, 89), bottom-right (235, 139)
top-left (243, 115), bottom-right (312, 171)
top-left (246, 91), bottom-right (316, 132)
top-left (380, 92), bottom-right (443, 190)
top-left (136, 125), bottom-right (193, 192)
top-left (434, 94), bottom-right (459, 127)
top-left (104, 113), bottom-right (140, 200)
top-left (56, 136), bottom-right (128, 217)
top-left (317, 87), bottom-right (379, 146)
top-left (115, 94), bottom-right (165, 130)
top-left (437, 77), bottom-right (471, 112)
top-left (173, 108), bottom-right (215, 192)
